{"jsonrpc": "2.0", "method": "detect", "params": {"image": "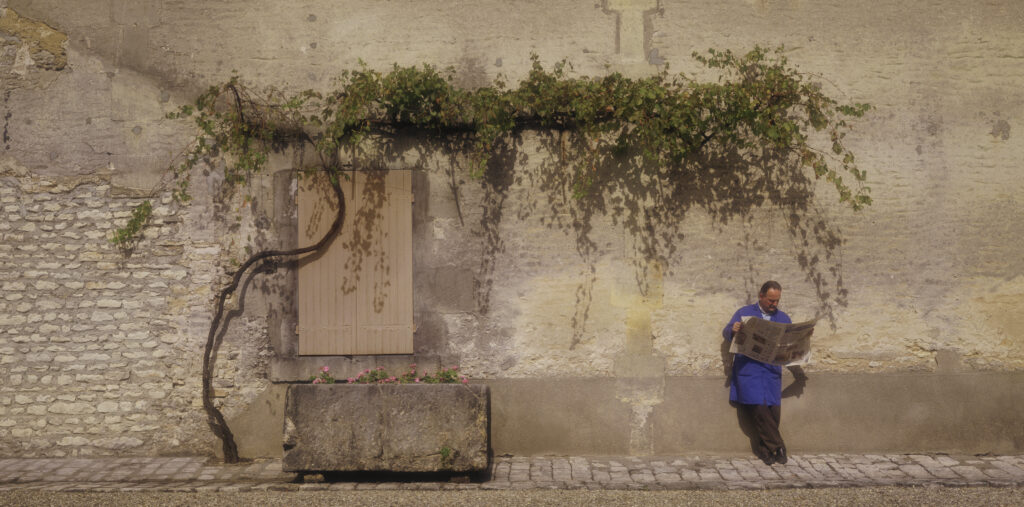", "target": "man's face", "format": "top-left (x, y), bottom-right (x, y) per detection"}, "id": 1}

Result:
top-left (758, 288), bottom-right (781, 314)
